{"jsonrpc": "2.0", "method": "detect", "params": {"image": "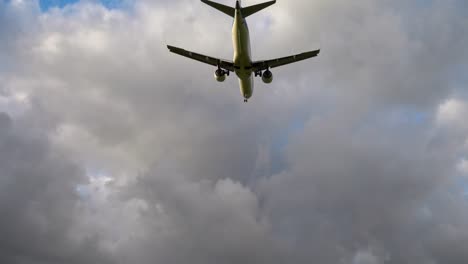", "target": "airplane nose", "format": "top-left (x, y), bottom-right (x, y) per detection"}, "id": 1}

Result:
top-left (236, 0), bottom-right (240, 9)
